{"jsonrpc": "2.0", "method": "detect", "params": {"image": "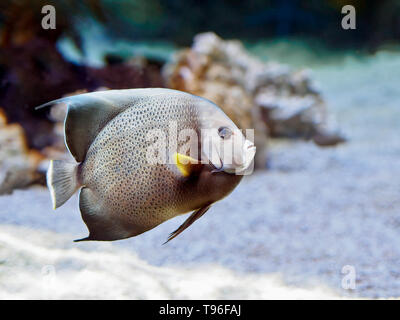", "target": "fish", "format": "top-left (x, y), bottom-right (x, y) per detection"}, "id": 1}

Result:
top-left (37, 88), bottom-right (256, 243)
